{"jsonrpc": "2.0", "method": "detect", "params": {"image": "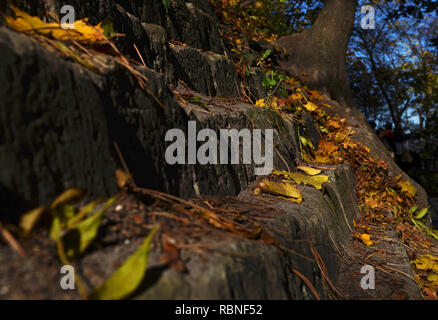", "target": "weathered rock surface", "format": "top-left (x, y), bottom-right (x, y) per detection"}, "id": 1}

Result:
top-left (0, 0), bottom-right (430, 300)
